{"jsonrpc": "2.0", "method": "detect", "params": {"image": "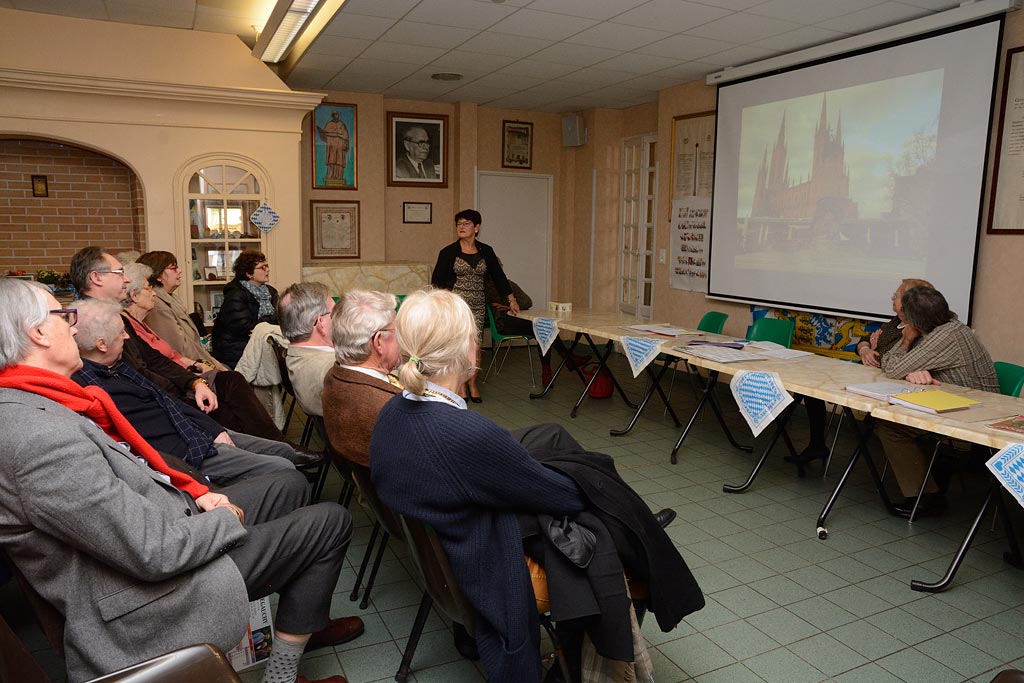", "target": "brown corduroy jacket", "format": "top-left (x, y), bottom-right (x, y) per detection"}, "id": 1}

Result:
top-left (322, 364), bottom-right (401, 467)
